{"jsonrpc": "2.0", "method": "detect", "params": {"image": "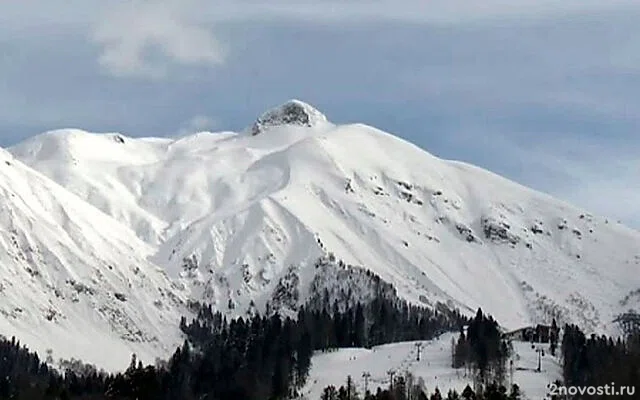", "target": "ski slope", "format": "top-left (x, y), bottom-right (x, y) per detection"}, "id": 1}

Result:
top-left (1, 99), bottom-right (639, 369)
top-left (303, 334), bottom-right (562, 400)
